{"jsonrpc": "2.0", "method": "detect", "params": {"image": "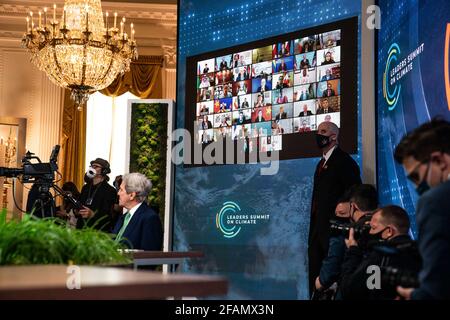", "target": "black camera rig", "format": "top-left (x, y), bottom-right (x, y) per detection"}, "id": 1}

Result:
top-left (0, 145), bottom-right (83, 215)
top-left (329, 219), bottom-right (371, 239)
